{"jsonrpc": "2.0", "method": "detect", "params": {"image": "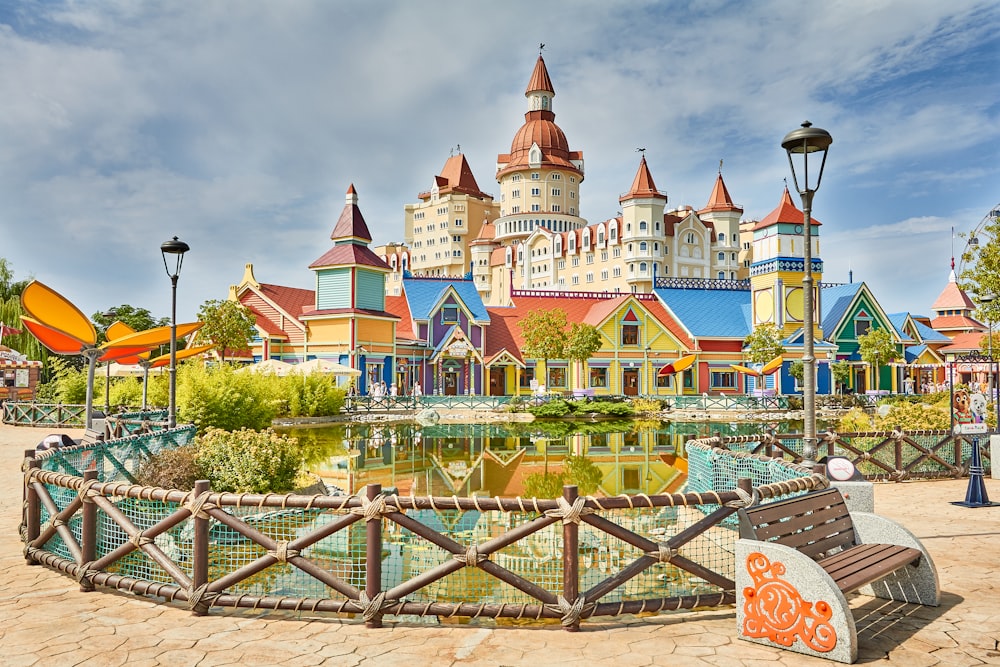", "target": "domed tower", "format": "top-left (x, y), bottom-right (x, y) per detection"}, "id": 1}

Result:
top-left (493, 55), bottom-right (586, 246)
